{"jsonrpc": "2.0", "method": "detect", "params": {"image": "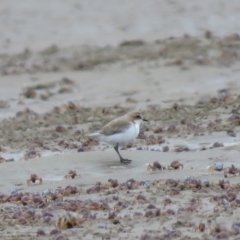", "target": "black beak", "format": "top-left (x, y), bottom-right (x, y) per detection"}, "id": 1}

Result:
top-left (143, 118), bottom-right (148, 122)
